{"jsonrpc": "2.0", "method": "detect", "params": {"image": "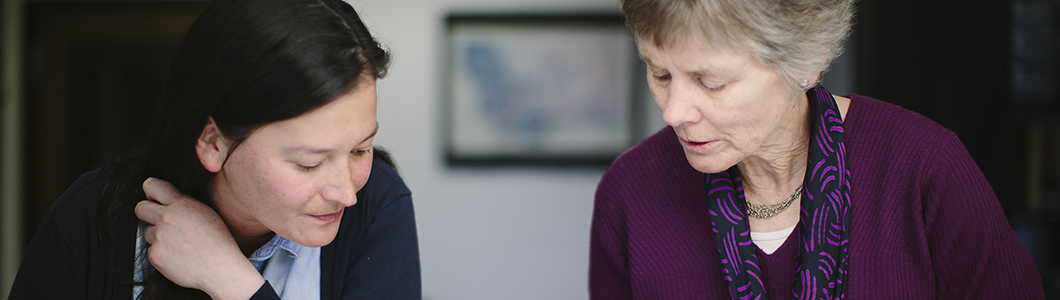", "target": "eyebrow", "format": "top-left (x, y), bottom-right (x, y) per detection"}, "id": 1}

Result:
top-left (360, 123), bottom-right (380, 145)
top-left (284, 123), bottom-right (379, 155)
top-left (639, 55), bottom-right (658, 69)
top-left (640, 55), bottom-right (721, 78)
